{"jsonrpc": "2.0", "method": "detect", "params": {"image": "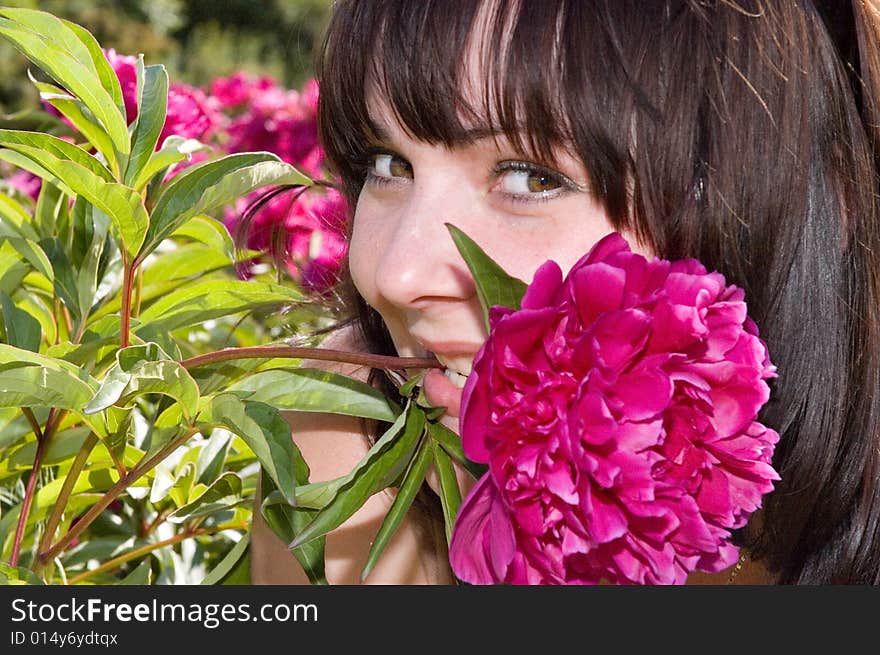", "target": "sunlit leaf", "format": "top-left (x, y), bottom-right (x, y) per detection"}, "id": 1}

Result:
top-left (228, 368), bottom-right (400, 422)
top-left (167, 472), bottom-right (245, 523)
top-left (447, 223), bottom-right (528, 329)
top-left (200, 534), bottom-right (249, 586)
top-left (361, 433), bottom-right (432, 580)
top-left (83, 342), bottom-right (200, 420)
top-left (209, 393), bottom-right (300, 505)
top-left (1, 291), bottom-right (41, 352)
top-left (124, 60), bottom-right (168, 186)
top-left (137, 153), bottom-right (311, 263)
top-left (290, 404), bottom-right (425, 549)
